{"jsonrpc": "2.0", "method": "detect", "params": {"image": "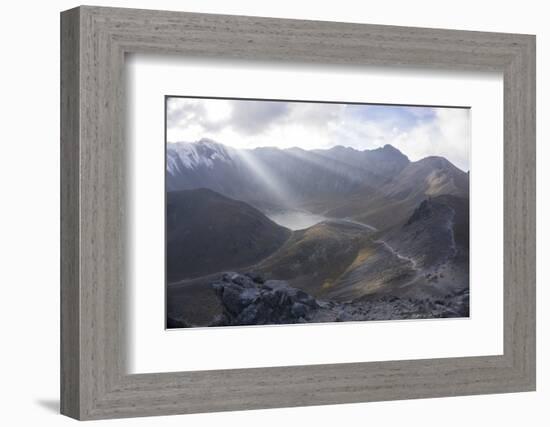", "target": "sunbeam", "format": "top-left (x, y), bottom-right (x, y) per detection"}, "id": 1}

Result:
top-left (233, 148), bottom-right (297, 208)
top-left (284, 147), bottom-right (365, 183)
